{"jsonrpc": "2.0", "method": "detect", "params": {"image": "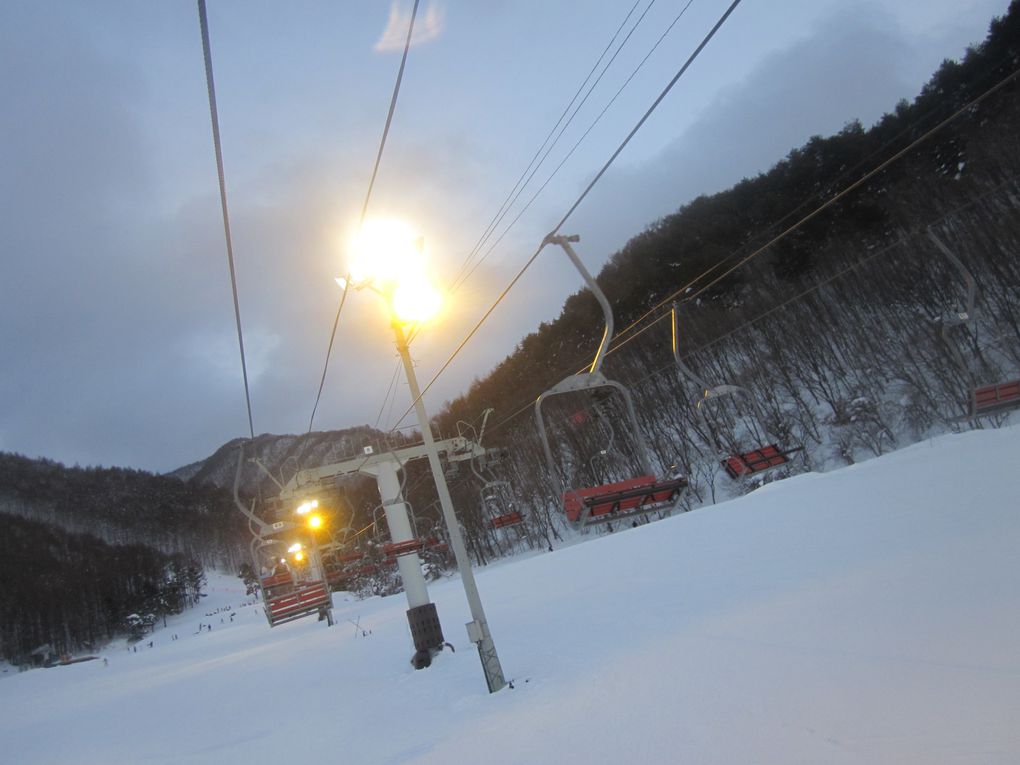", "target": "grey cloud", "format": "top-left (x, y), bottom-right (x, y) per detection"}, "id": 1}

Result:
top-left (570, 6), bottom-right (919, 264)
